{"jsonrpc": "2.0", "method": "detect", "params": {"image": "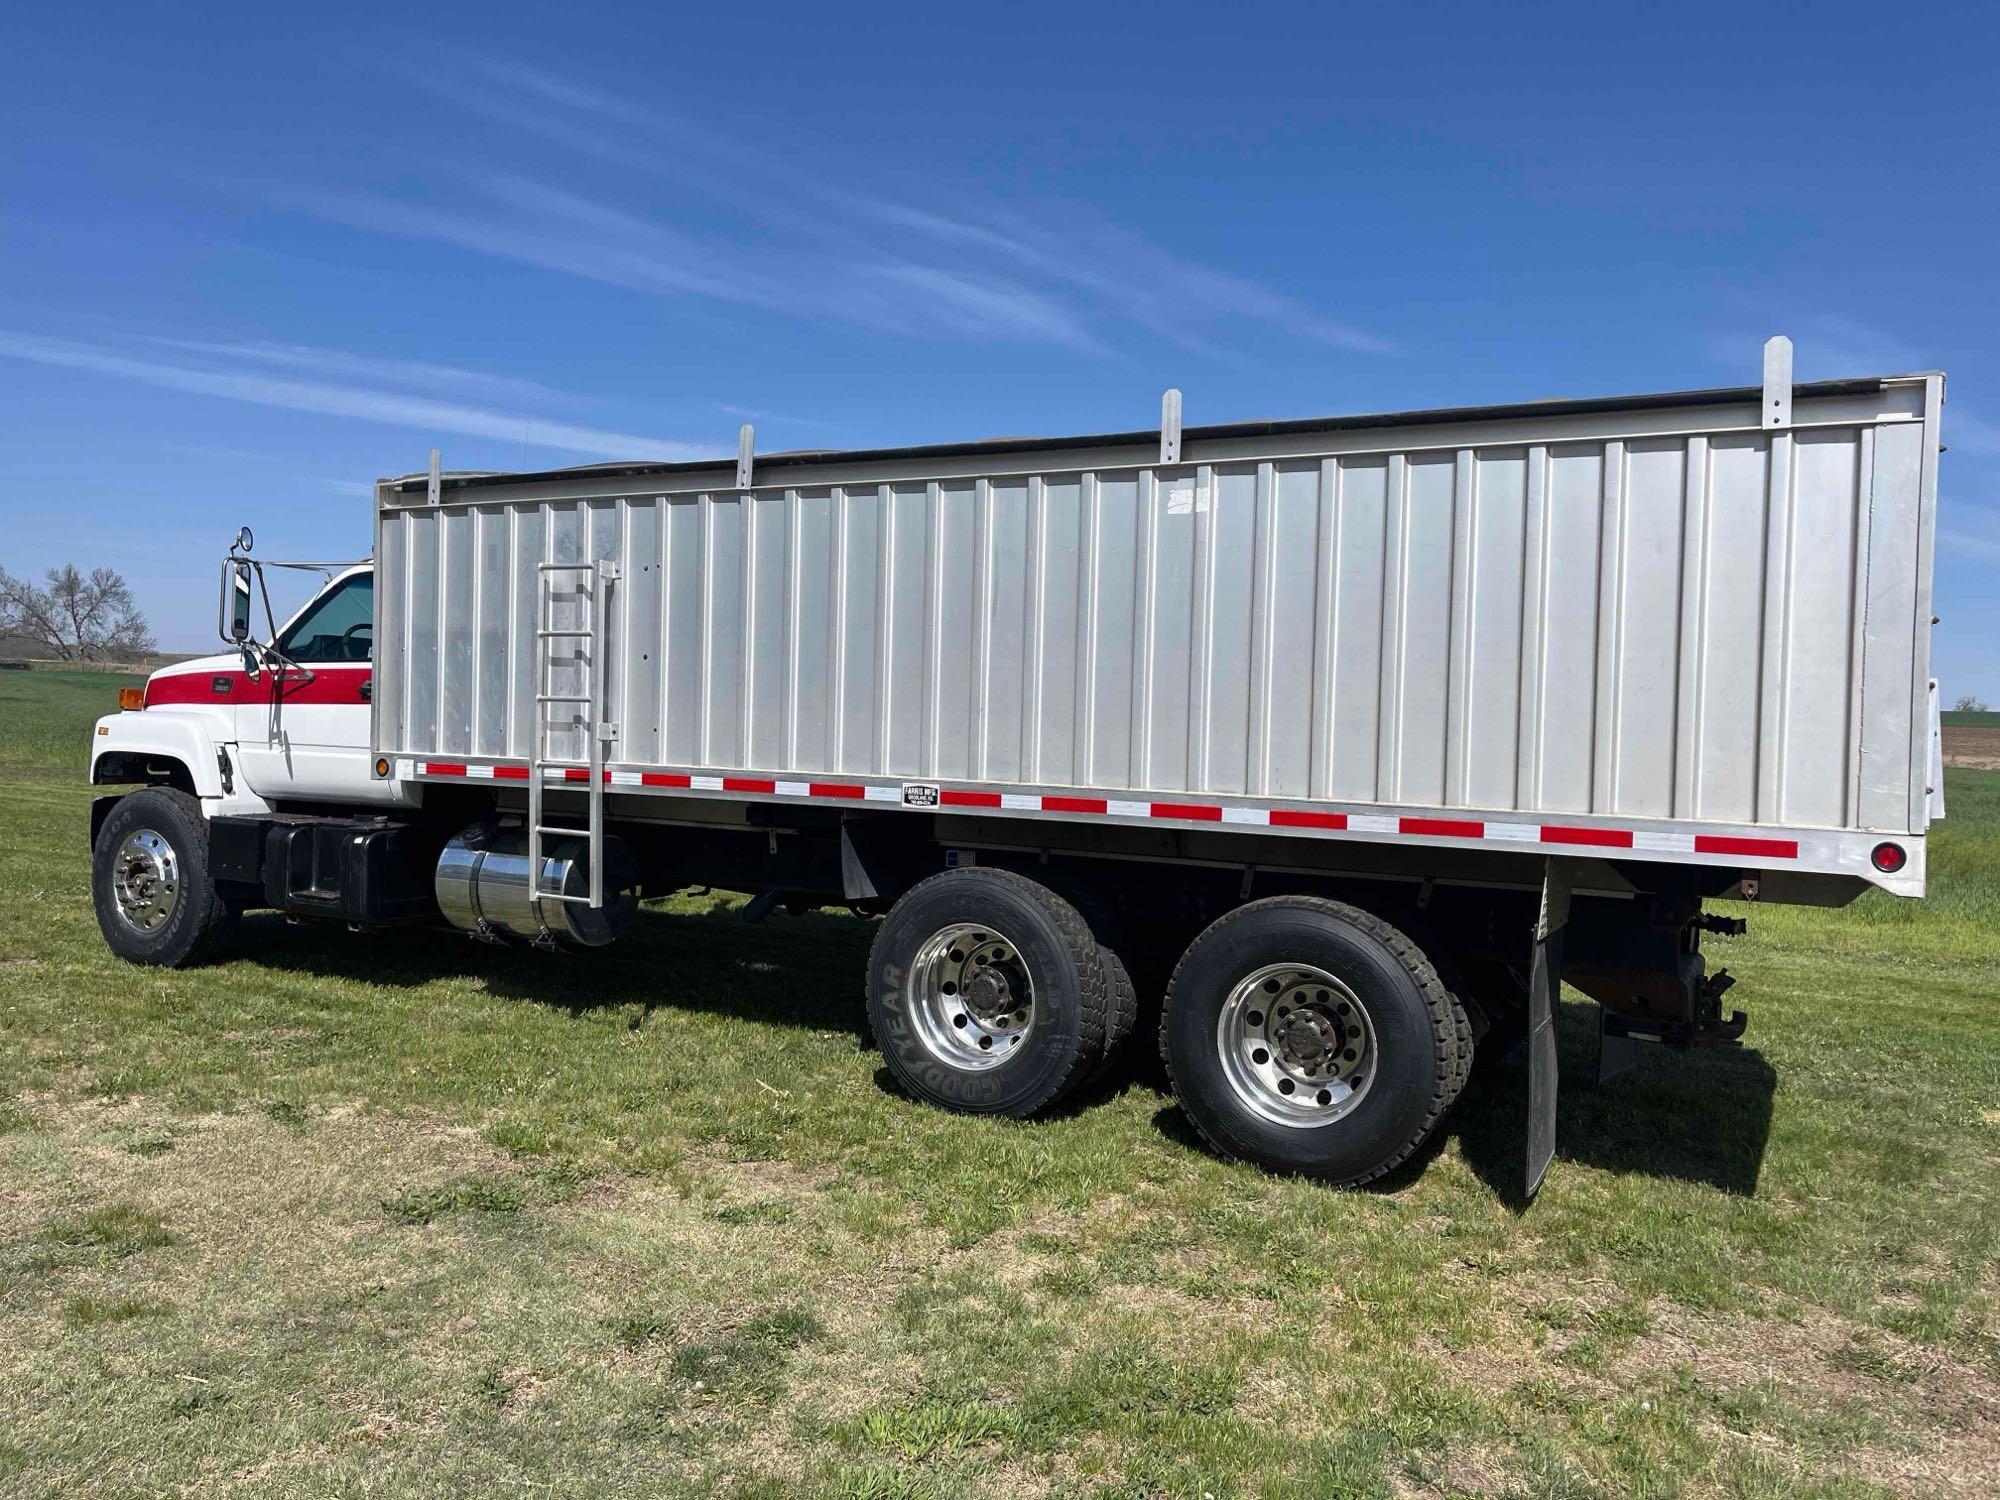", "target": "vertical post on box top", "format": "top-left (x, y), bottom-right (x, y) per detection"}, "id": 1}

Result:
top-left (1762, 336), bottom-right (1792, 429)
top-left (1160, 388), bottom-right (1183, 465)
top-left (427, 448), bottom-right (442, 505)
top-left (737, 424), bottom-right (755, 490)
